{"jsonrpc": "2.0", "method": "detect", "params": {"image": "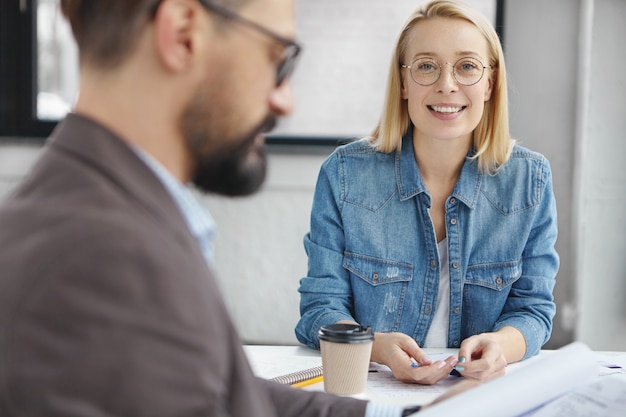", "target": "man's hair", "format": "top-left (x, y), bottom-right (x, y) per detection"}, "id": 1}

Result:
top-left (60, 0), bottom-right (246, 69)
top-left (369, 0), bottom-right (514, 174)
top-left (60, 0), bottom-right (159, 68)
